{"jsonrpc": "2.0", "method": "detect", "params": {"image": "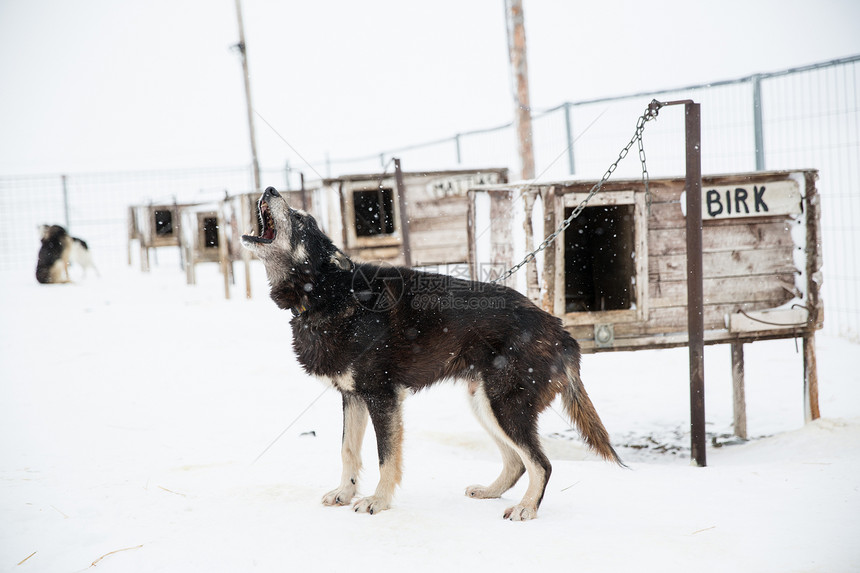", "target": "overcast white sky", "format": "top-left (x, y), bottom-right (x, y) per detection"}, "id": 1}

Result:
top-left (1, 0), bottom-right (858, 177)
